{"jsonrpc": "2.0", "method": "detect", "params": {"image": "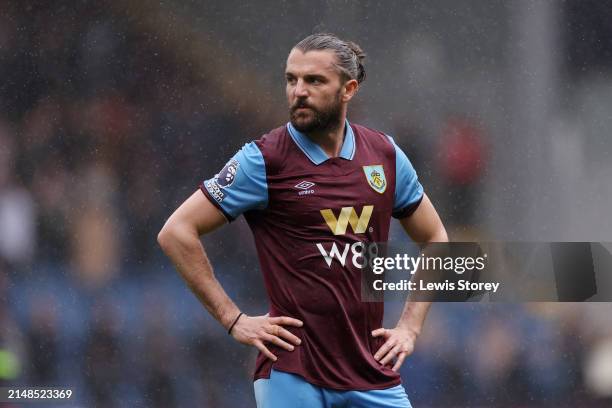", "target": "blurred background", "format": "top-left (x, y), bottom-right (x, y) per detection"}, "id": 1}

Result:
top-left (1, 0), bottom-right (612, 407)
